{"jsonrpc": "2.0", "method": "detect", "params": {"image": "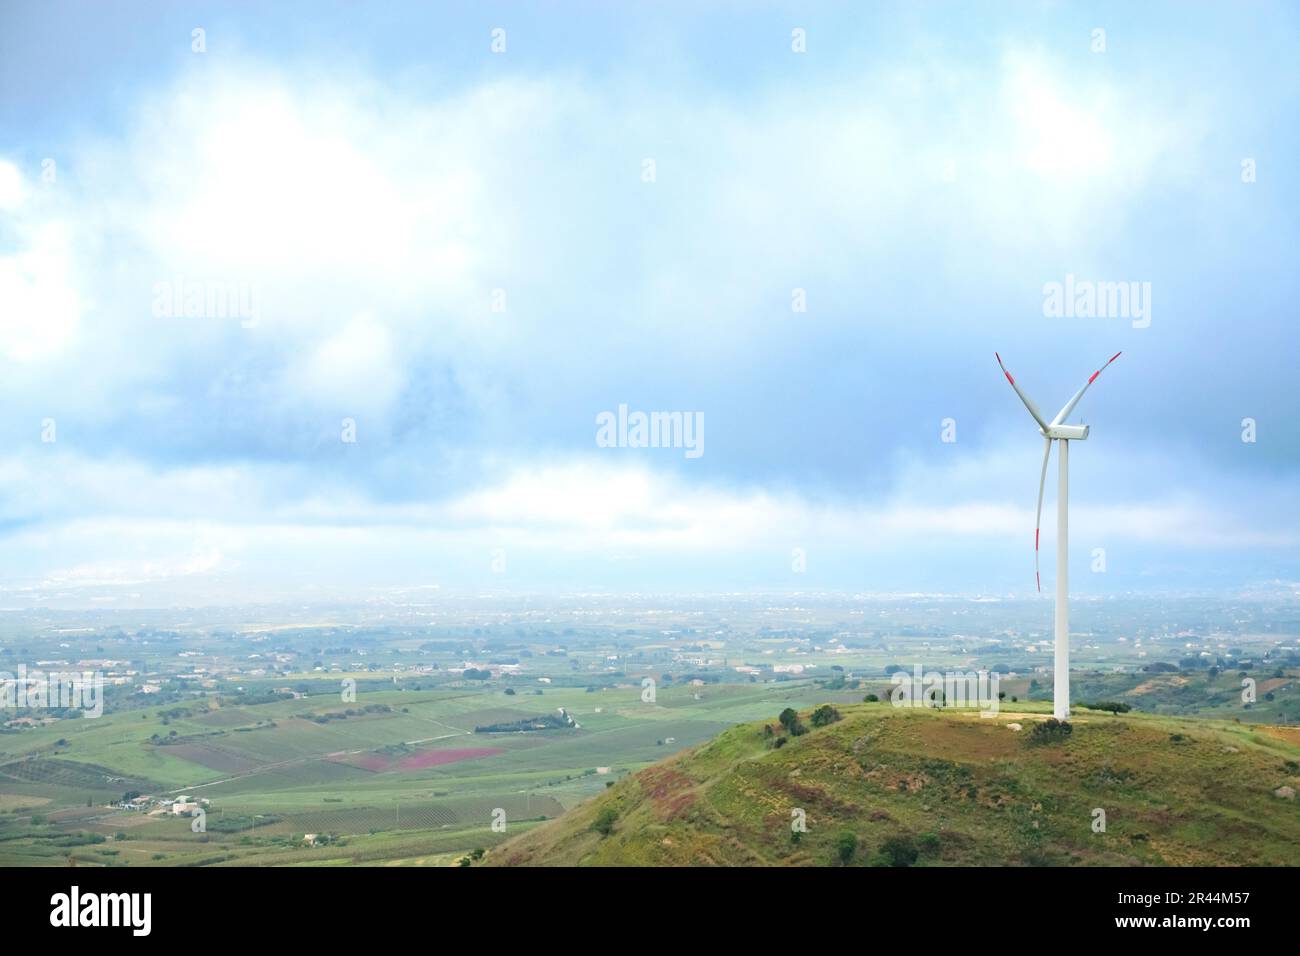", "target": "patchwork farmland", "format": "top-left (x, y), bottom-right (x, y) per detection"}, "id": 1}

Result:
top-left (0, 673), bottom-right (867, 866)
top-left (1, 595), bottom-right (1294, 866)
